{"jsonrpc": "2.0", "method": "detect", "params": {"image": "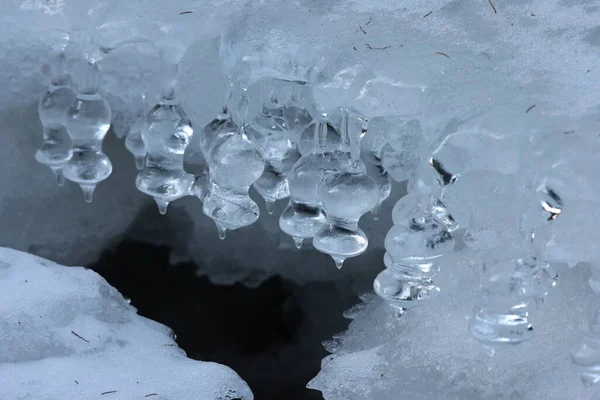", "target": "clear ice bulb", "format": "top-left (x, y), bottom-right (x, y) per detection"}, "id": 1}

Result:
top-left (312, 161), bottom-right (379, 268)
top-left (62, 61), bottom-right (112, 202)
top-left (279, 120), bottom-right (351, 249)
top-left (373, 192), bottom-right (454, 308)
top-left (135, 97), bottom-right (194, 215)
top-left (203, 126), bottom-right (265, 238)
top-left (469, 255), bottom-right (554, 347)
top-left (35, 66), bottom-right (76, 186)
